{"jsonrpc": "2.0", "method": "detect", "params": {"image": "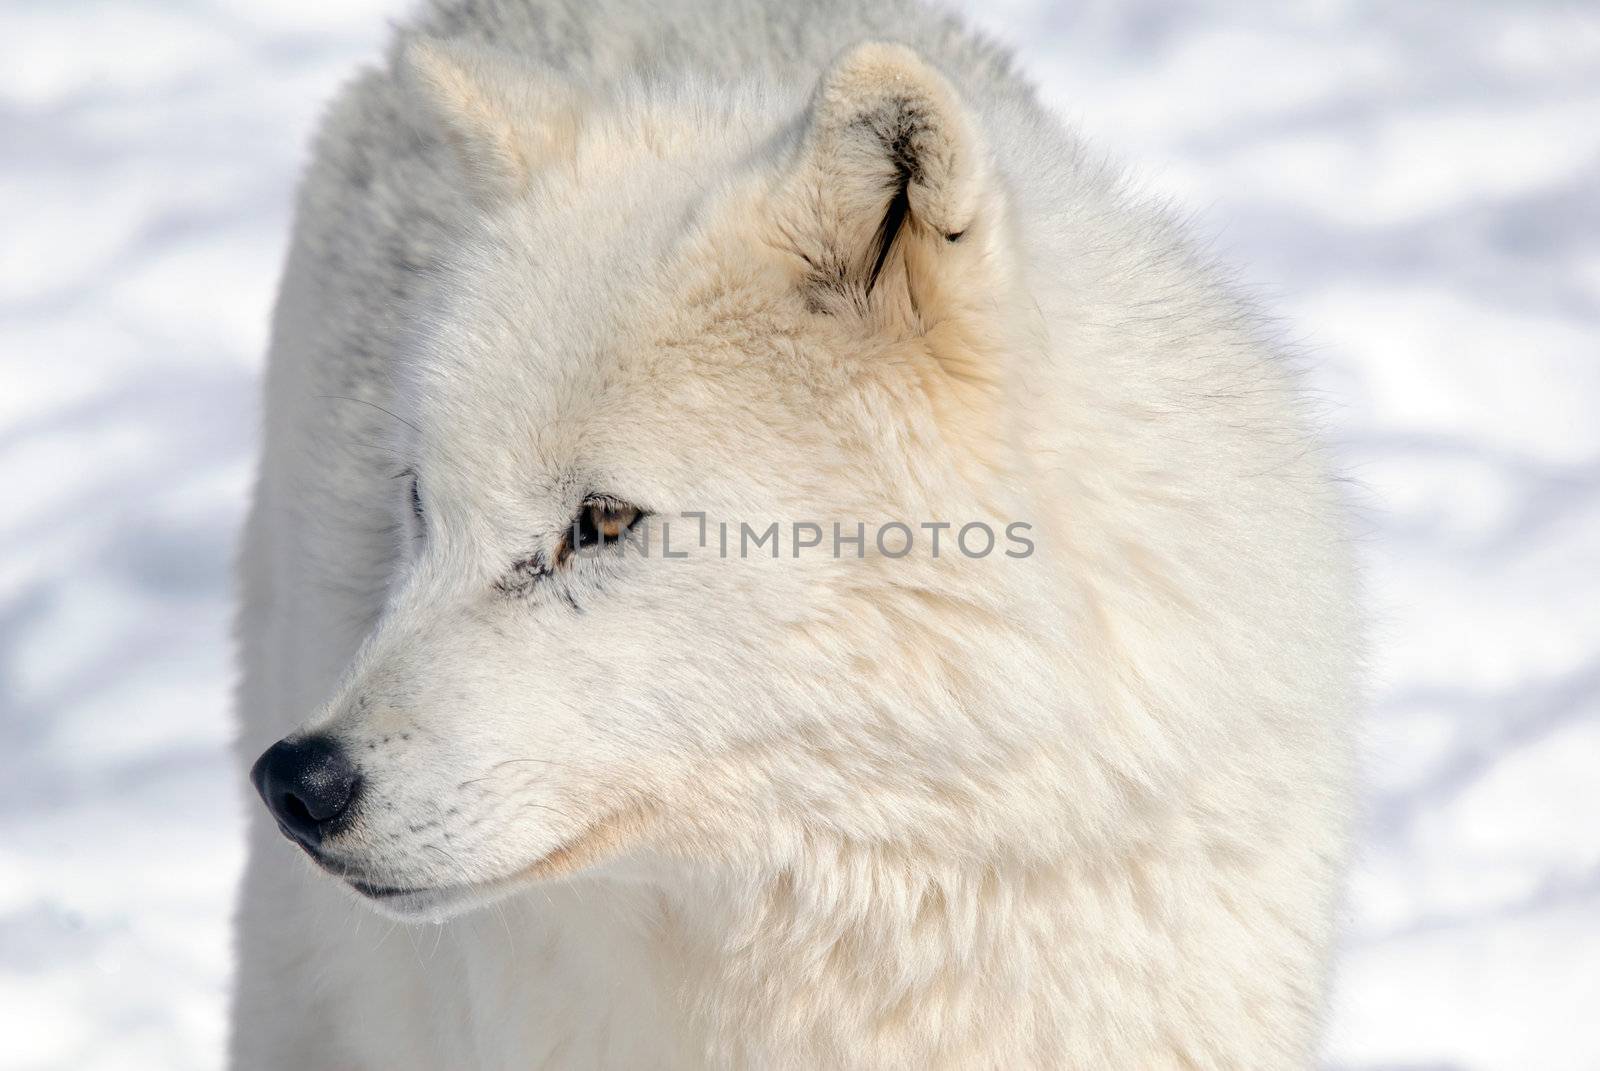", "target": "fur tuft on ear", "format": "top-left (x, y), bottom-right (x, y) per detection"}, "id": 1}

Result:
top-left (401, 37), bottom-right (580, 205)
top-left (777, 42), bottom-right (991, 314)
